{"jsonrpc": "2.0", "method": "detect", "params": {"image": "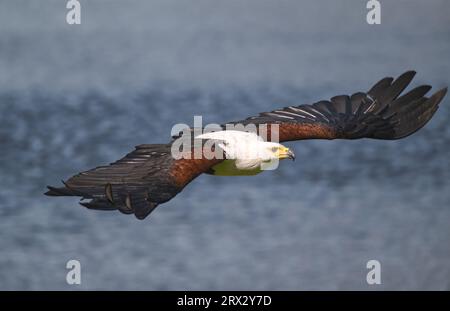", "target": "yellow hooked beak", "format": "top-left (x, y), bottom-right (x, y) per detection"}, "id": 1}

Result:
top-left (278, 146), bottom-right (295, 161)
